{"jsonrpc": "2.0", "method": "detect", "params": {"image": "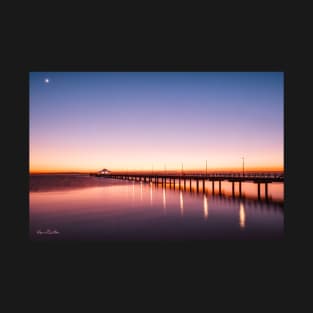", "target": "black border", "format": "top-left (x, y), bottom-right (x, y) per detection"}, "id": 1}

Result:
top-left (11, 49), bottom-right (294, 271)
